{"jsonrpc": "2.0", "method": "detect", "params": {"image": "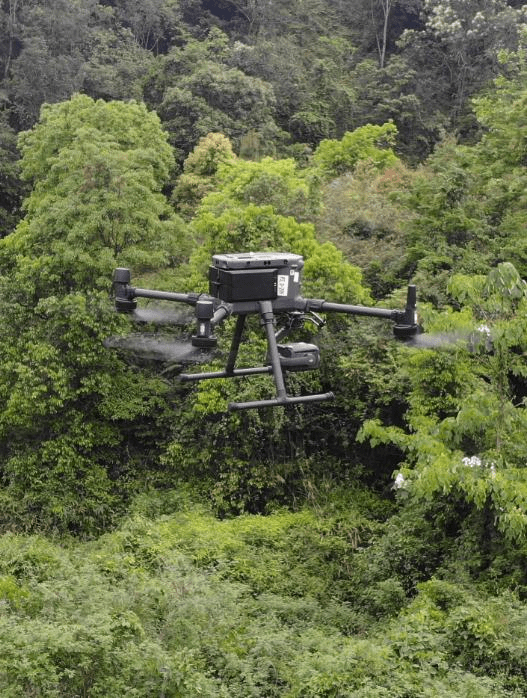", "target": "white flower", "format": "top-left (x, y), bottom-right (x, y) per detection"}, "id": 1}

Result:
top-left (477, 324), bottom-right (491, 335)
top-left (394, 473), bottom-right (406, 489)
top-left (462, 455), bottom-right (482, 468)
top-left (461, 455), bottom-right (497, 474)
